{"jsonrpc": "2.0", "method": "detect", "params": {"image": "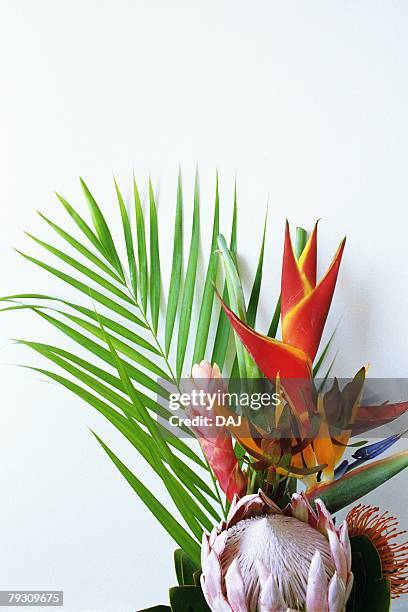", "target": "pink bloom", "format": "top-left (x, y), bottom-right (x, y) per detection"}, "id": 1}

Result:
top-left (201, 491), bottom-right (353, 611)
top-left (188, 361), bottom-right (247, 502)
